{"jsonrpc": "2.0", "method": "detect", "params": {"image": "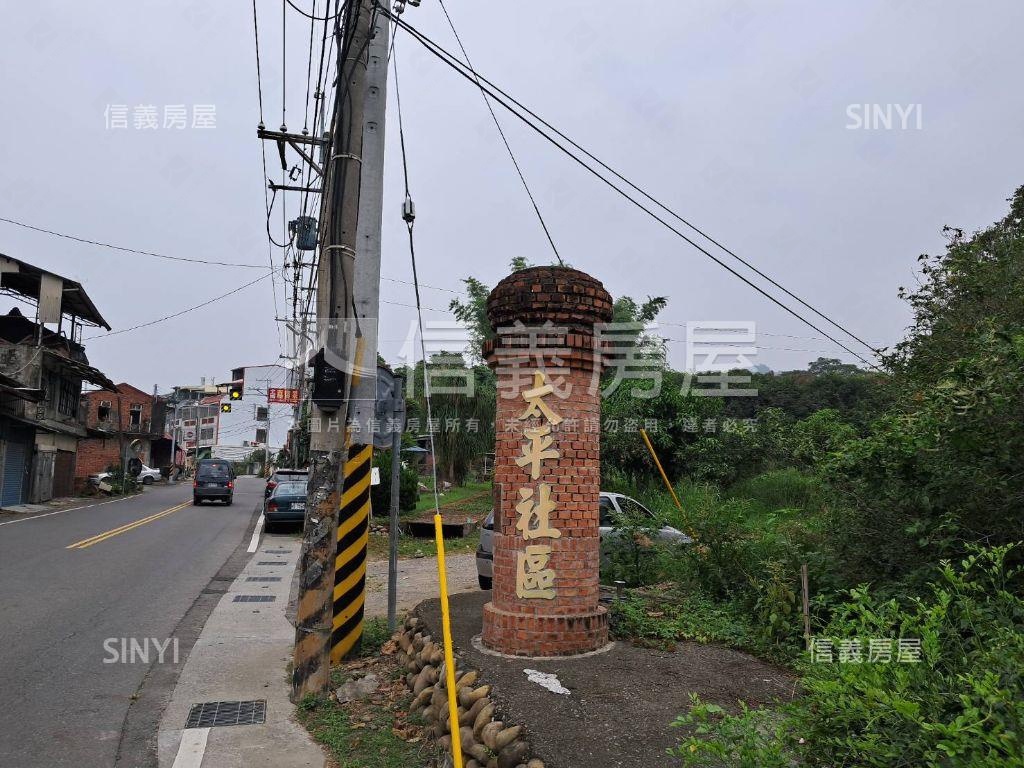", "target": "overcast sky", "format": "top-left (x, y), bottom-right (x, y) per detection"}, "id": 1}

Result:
top-left (1, 1), bottom-right (1022, 392)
